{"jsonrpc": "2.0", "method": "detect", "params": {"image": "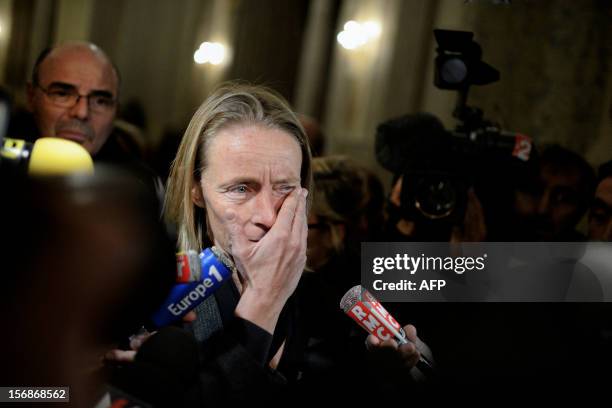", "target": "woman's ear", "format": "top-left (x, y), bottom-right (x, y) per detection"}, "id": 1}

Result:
top-left (191, 183), bottom-right (206, 208)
